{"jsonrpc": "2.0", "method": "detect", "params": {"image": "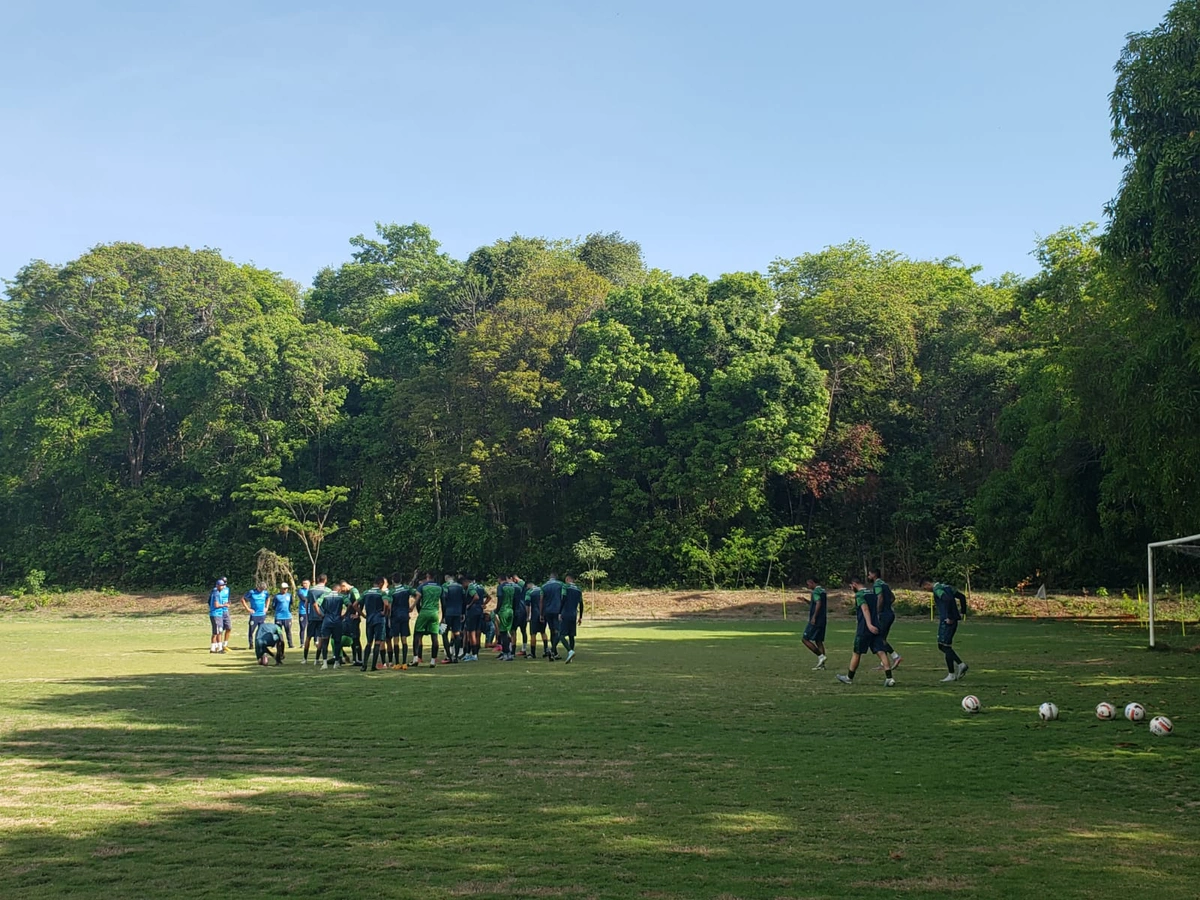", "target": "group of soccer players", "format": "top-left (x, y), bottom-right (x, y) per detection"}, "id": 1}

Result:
top-left (798, 569), bottom-right (971, 686)
top-left (206, 571), bottom-right (586, 670)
